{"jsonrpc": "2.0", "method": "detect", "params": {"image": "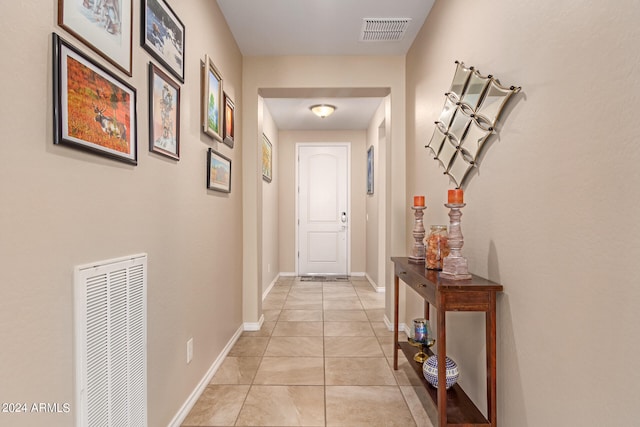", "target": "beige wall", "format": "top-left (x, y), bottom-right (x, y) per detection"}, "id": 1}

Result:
top-left (365, 99), bottom-right (388, 288)
top-left (0, 1), bottom-right (243, 426)
top-left (405, 0), bottom-right (640, 424)
top-left (261, 104), bottom-right (279, 295)
top-left (5, 1), bottom-right (629, 424)
top-left (277, 130), bottom-right (368, 275)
